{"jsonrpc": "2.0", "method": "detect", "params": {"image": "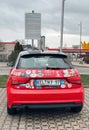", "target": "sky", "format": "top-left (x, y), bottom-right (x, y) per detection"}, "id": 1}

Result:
top-left (0, 0), bottom-right (89, 48)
